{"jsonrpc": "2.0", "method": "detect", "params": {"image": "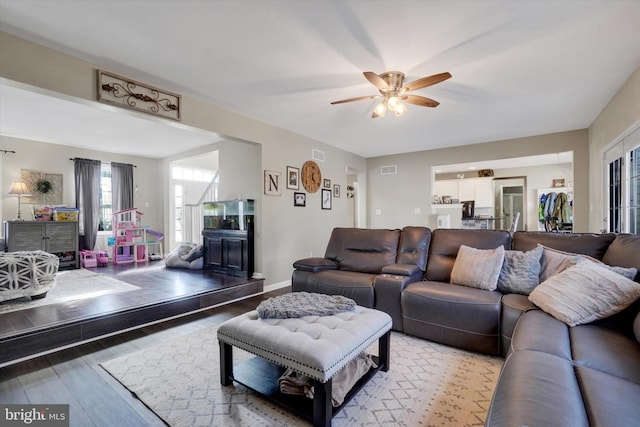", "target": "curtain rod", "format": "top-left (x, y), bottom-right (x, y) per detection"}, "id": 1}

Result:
top-left (1, 150), bottom-right (16, 154)
top-left (69, 158), bottom-right (137, 167)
